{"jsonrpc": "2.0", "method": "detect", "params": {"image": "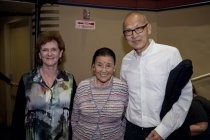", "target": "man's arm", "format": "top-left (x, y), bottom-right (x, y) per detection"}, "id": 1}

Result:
top-left (0, 72), bottom-right (18, 86)
top-left (155, 81), bottom-right (193, 139)
top-left (190, 122), bottom-right (208, 136)
top-left (0, 72), bottom-right (11, 84)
